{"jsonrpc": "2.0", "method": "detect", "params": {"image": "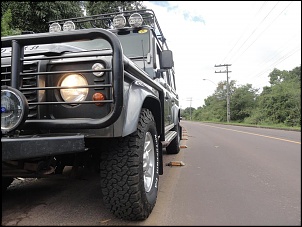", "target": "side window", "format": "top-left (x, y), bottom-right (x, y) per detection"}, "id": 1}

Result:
top-left (156, 44), bottom-right (170, 85)
top-left (155, 43), bottom-right (176, 91)
top-left (165, 70), bottom-right (174, 89)
top-left (169, 69), bottom-right (176, 91)
top-left (162, 71), bottom-right (169, 85)
top-left (156, 45), bottom-right (173, 87)
top-left (155, 44), bottom-right (160, 70)
top-left (163, 67), bottom-right (171, 85)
